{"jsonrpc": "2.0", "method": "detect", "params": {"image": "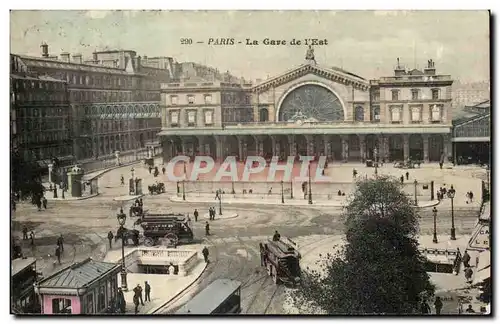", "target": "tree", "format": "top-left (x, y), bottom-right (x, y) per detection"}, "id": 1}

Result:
top-left (292, 176), bottom-right (434, 314)
top-left (11, 149), bottom-right (45, 201)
